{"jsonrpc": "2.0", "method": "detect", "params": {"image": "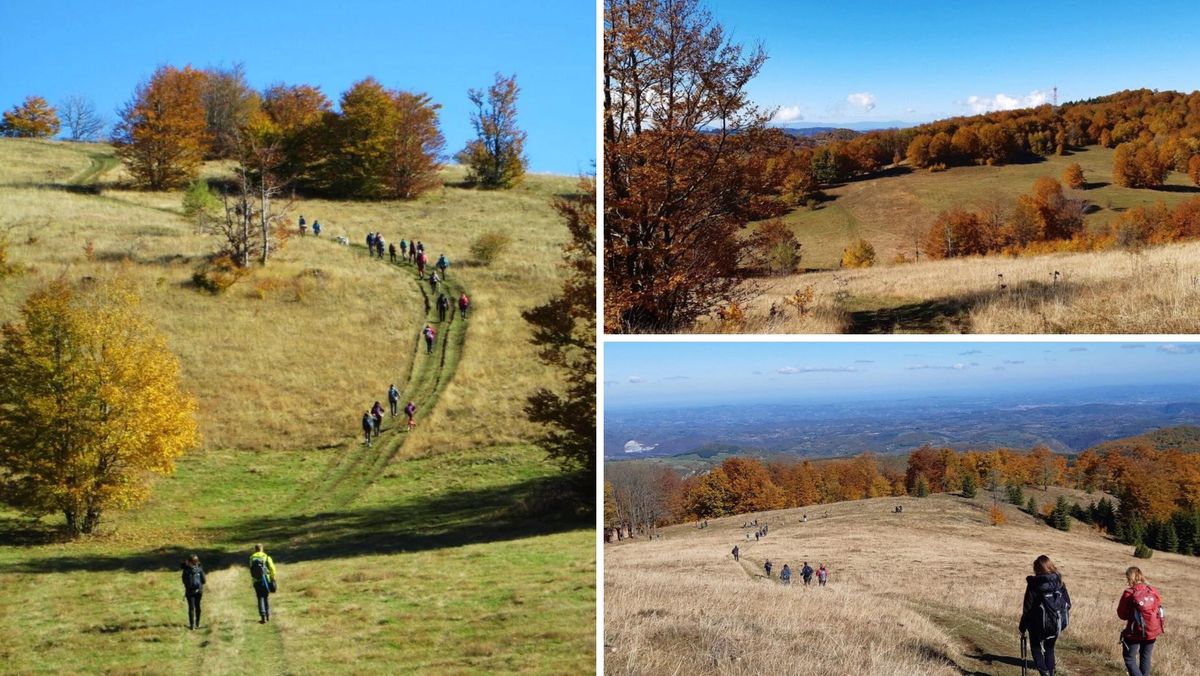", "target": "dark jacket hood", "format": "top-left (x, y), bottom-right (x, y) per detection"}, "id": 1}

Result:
top-left (1026, 572), bottom-right (1063, 592)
